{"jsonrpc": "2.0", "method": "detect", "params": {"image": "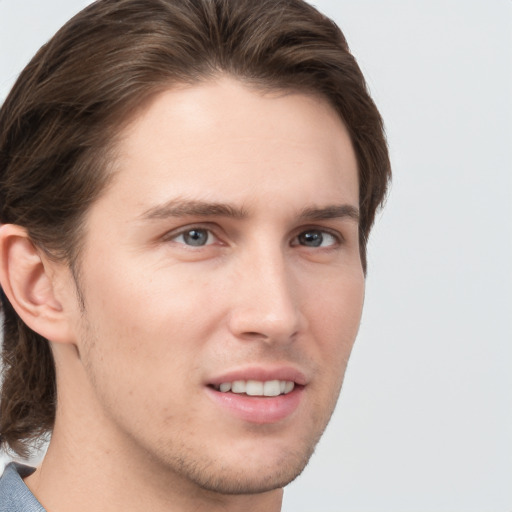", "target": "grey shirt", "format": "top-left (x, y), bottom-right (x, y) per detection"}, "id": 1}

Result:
top-left (0, 463), bottom-right (45, 511)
